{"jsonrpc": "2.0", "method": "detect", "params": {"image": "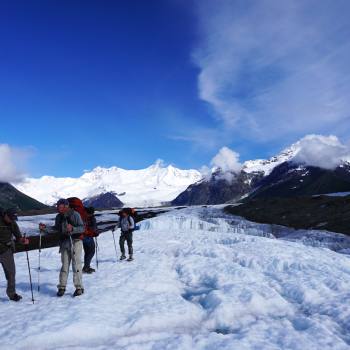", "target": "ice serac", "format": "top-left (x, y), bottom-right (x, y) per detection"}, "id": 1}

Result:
top-left (15, 161), bottom-right (202, 207)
